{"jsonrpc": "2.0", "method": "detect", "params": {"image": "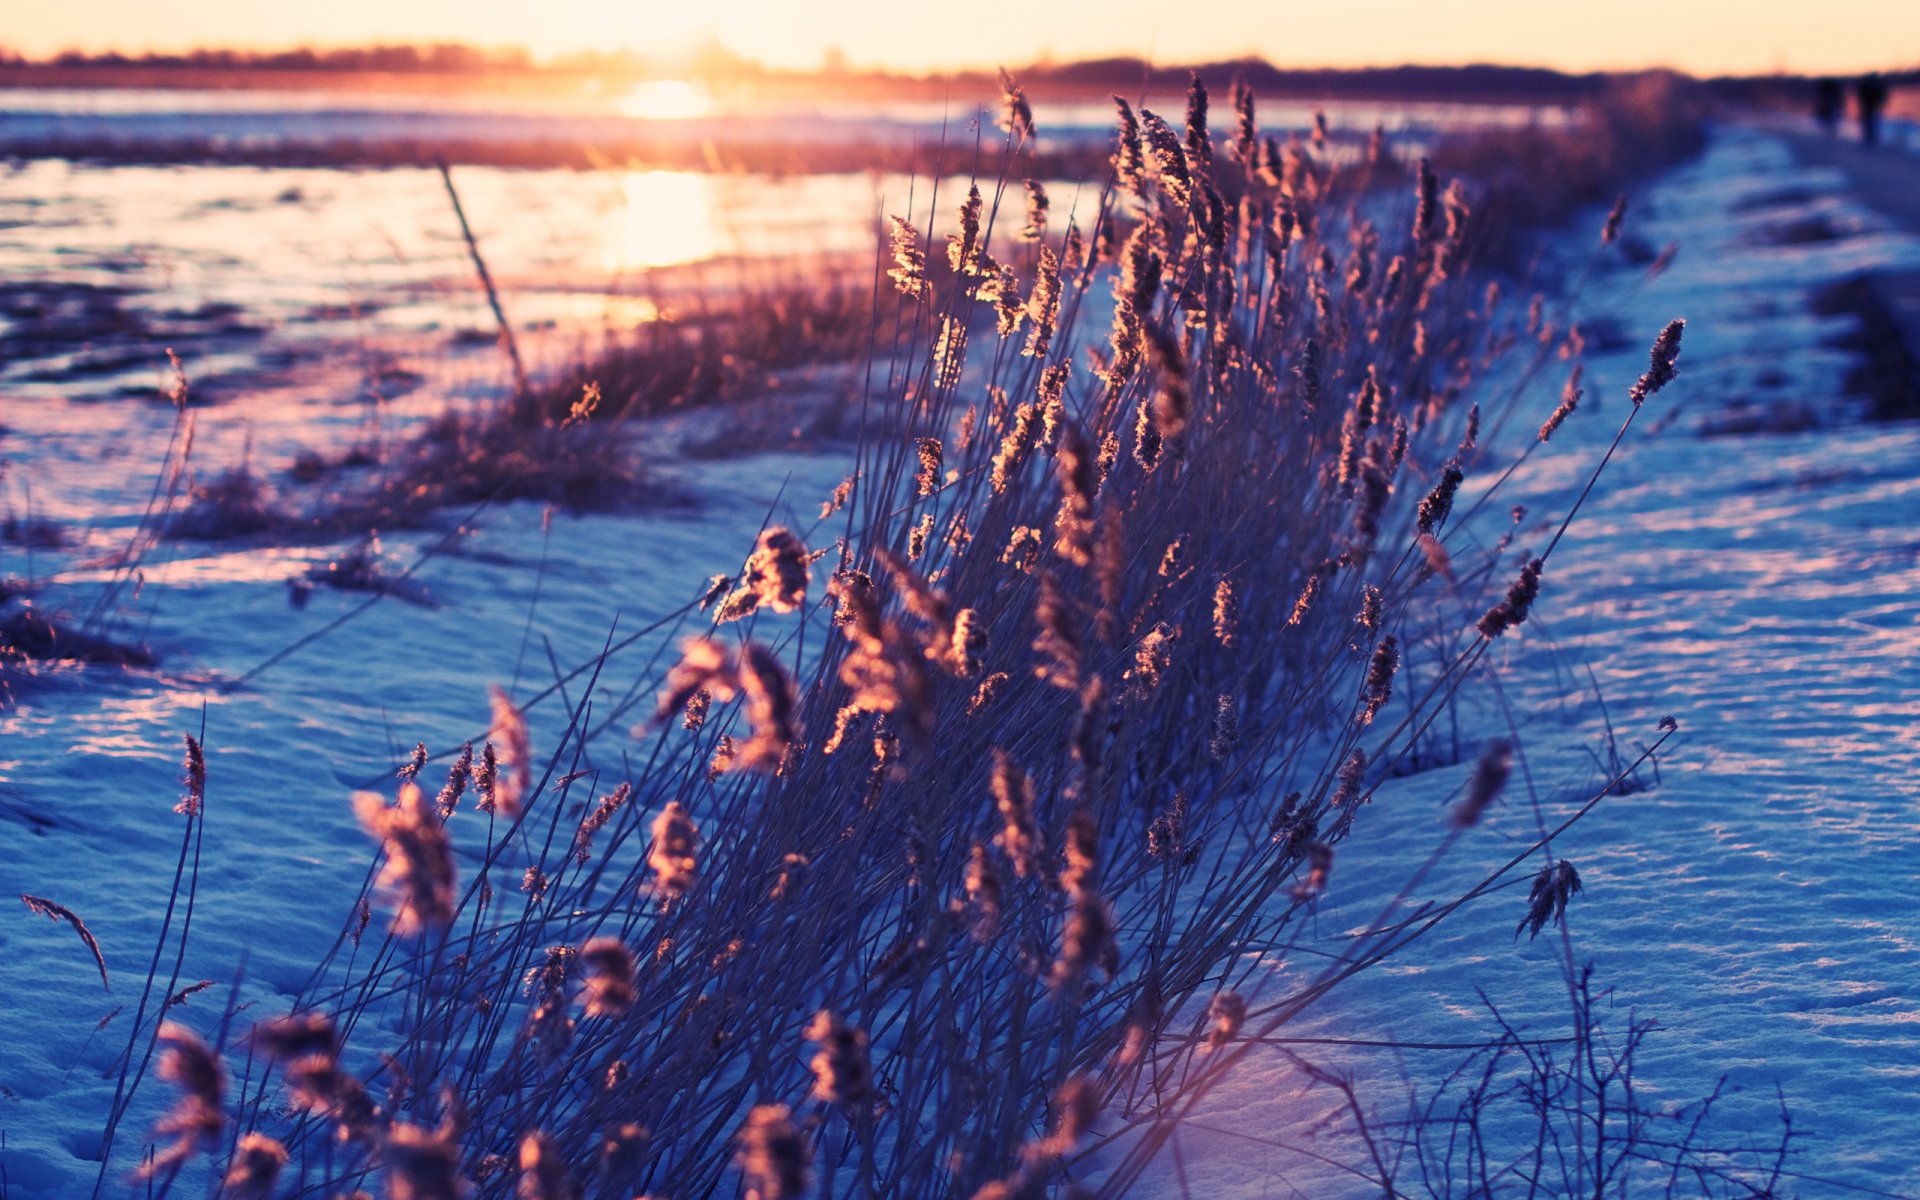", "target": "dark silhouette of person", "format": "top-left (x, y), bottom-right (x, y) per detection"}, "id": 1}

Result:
top-left (1858, 74), bottom-right (1889, 147)
top-left (1814, 77), bottom-right (1844, 136)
